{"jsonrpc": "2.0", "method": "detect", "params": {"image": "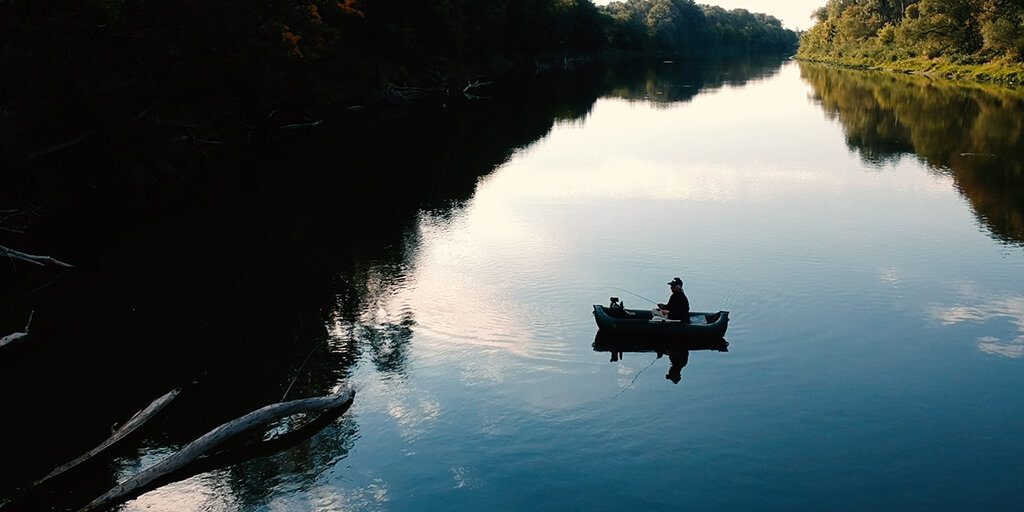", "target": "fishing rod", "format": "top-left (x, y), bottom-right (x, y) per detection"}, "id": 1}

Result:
top-left (610, 286), bottom-right (659, 306)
